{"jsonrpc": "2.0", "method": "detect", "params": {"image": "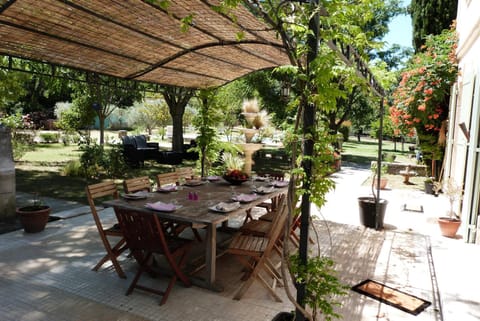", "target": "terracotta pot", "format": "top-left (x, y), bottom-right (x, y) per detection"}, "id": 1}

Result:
top-left (438, 217), bottom-right (461, 238)
top-left (16, 206), bottom-right (51, 233)
top-left (373, 178), bottom-right (388, 190)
